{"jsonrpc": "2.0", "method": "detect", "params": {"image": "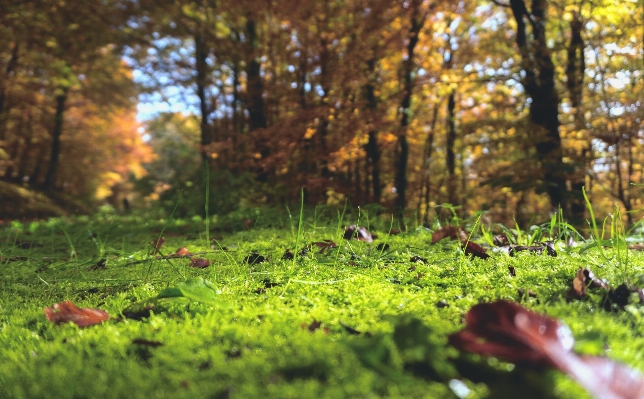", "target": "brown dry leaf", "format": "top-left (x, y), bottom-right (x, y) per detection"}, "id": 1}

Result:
top-left (569, 268), bottom-right (610, 299)
top-left (431, 225), bottom-right (462, 243)
top-left (464, 241), bottom-right (489, 260)
top-left (313, 240), bottom-right (337, 253)
top-left (189, 257), bottom-right (210, 268)
top-left (343, 225), bottom-right (373, 243)
top-left (44, 301), bottom-right (110, 327)
top-left (175, 246), bottom-right (191, 256)
top-left (449, 300), bottom-right (644, 399)
top-left (150, 237), bottom-right (165, 255)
